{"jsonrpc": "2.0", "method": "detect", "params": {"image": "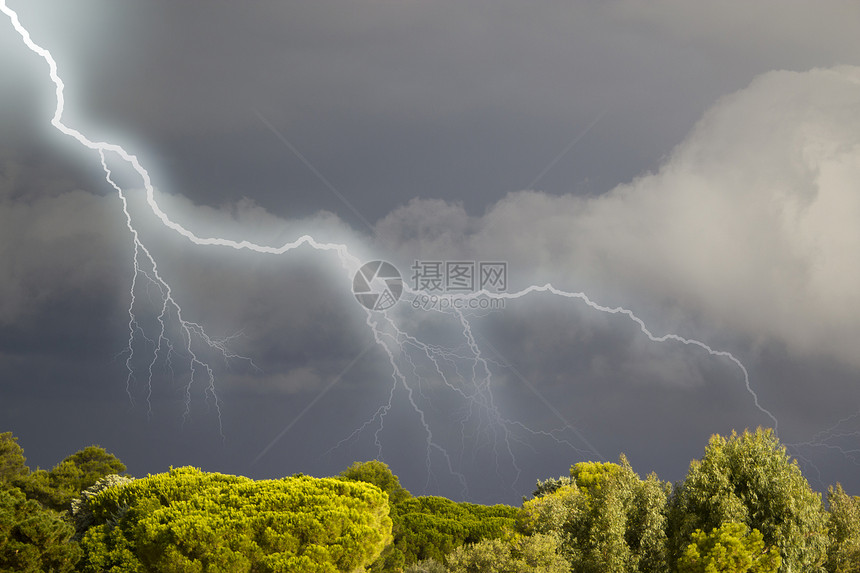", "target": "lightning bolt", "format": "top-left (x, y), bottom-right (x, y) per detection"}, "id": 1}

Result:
top-left (0, 1), bottom-right (361, 438)
top-left (783, 412), bottom-right (860, 489)
top-left (2, 0), bottom-right (781, 497)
